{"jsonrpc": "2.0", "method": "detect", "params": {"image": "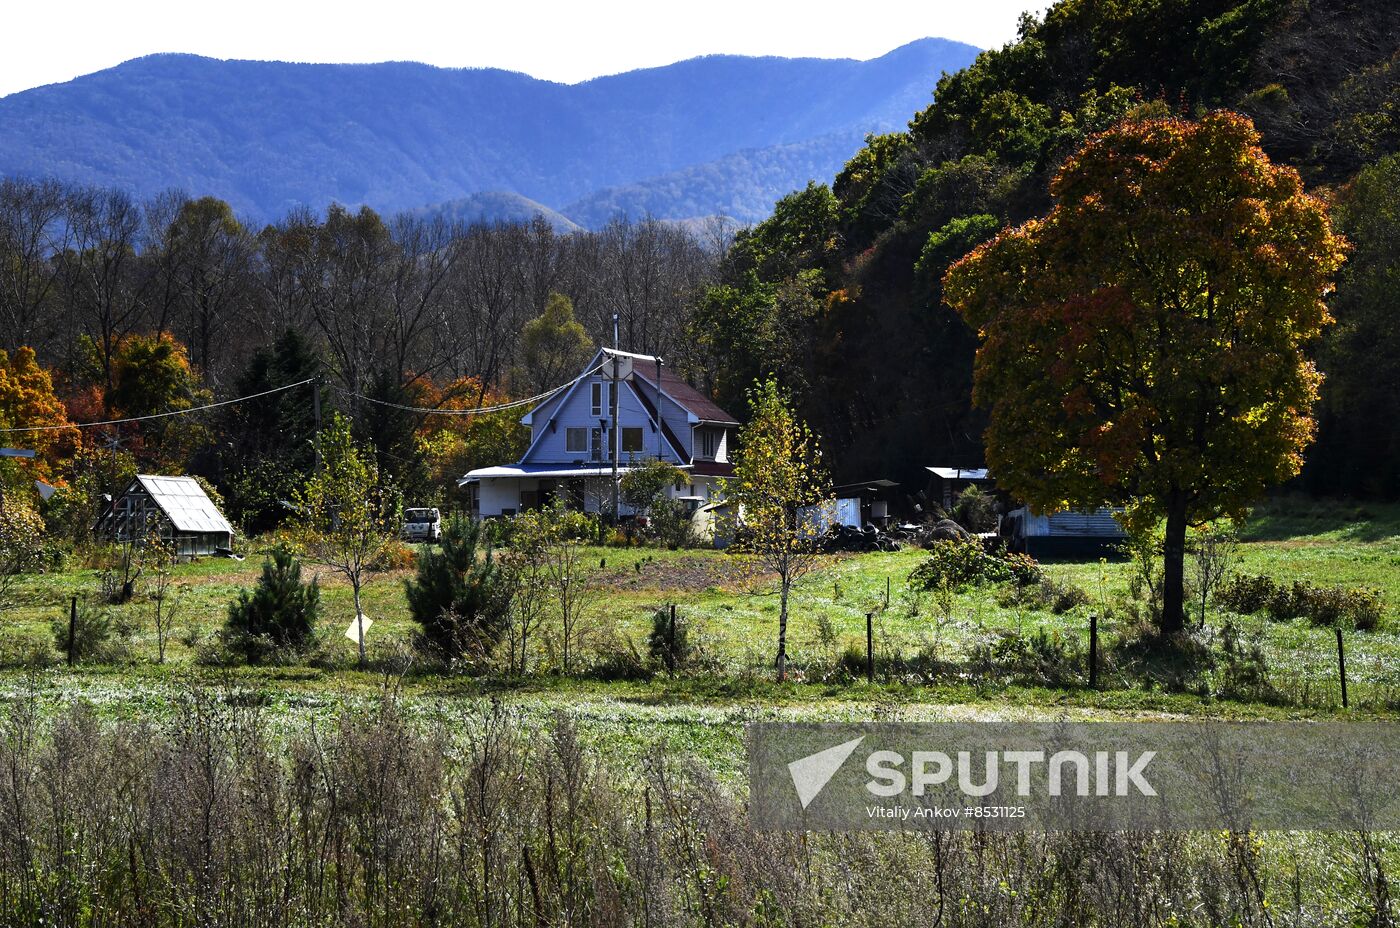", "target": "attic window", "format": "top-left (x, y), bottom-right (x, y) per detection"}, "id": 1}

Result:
top-left (591, 381), bottom-right (607, 417)
top-left (621, 427), bottom-right (643, 453)
top-left (565, 427), bottom-right (587, 453)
